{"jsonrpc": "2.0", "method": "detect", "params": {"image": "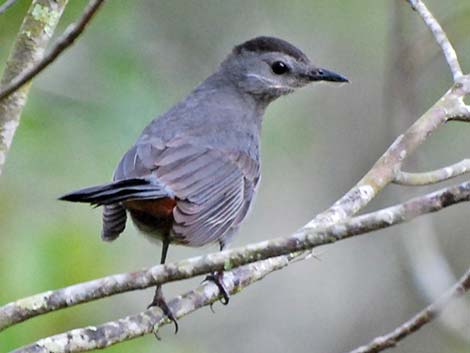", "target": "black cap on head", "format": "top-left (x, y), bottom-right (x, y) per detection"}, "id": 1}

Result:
top-left (233, 36), bottom-right (309, 64)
